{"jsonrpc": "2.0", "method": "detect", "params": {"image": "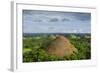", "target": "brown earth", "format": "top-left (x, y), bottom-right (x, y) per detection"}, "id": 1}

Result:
top-left (46, 35), bottom-right (78, 57)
